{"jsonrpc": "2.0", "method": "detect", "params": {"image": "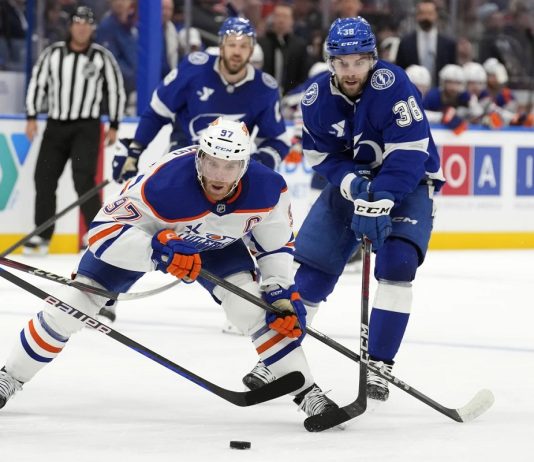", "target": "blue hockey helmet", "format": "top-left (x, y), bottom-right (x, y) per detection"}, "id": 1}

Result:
top-left (218, 17), bottom-right (256, 43)
top-left (326, 17), bottom-right (377, 60)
